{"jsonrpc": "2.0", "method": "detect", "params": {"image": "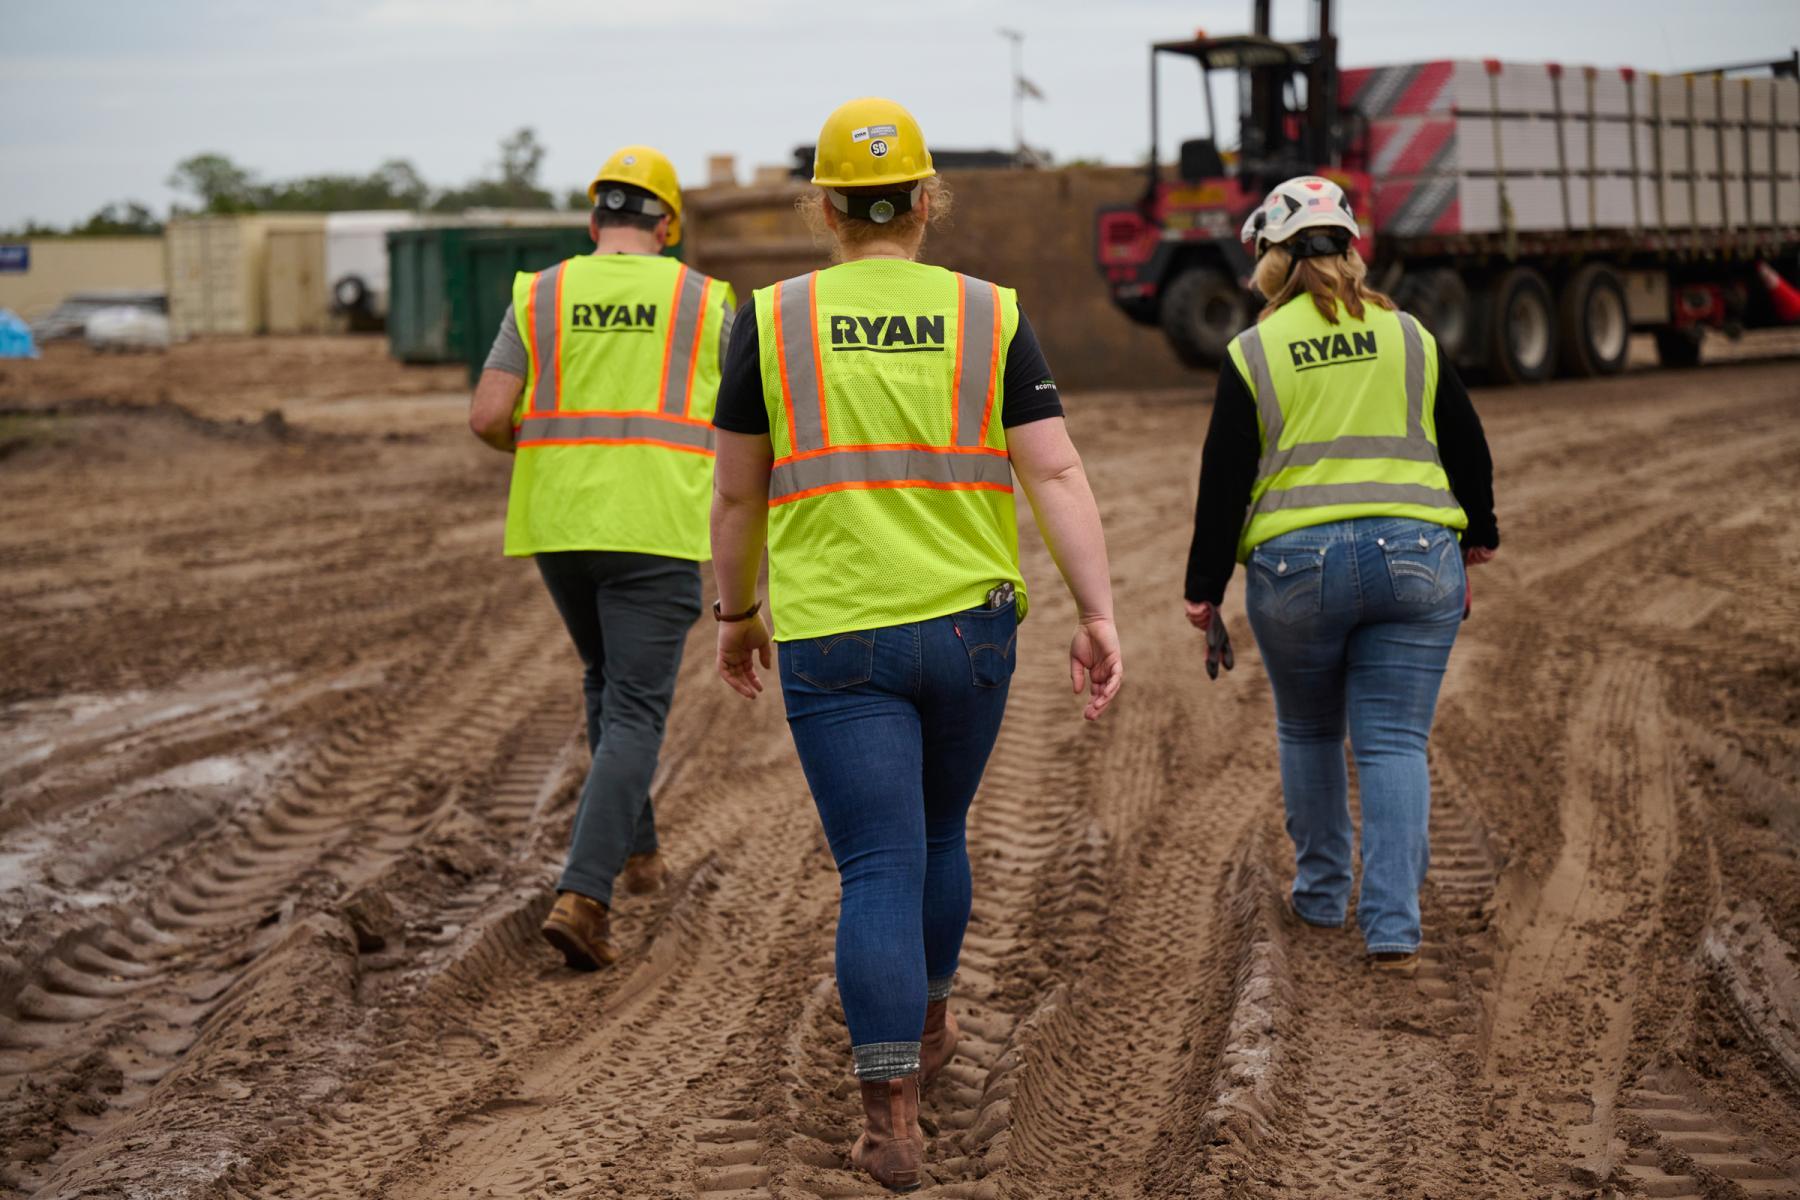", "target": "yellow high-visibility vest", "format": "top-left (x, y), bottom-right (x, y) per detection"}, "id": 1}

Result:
top-left (504, 253), bottom-right (734, 559)
top-left (1228, 296), bottom-right (1467, 559)
top-left (753, 260), bottom-right (1027, 641)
